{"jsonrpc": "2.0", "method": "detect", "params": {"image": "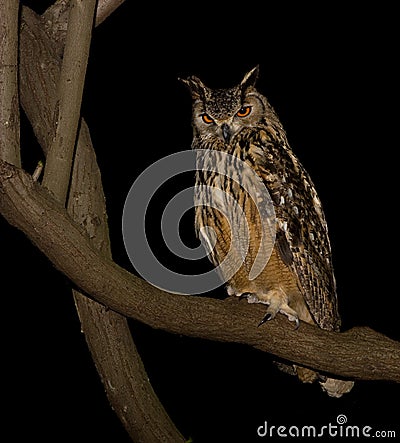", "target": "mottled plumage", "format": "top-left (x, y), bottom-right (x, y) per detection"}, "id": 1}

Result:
top-left (181, 66), bottom-right (353, 397)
